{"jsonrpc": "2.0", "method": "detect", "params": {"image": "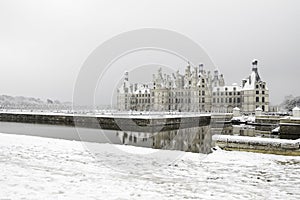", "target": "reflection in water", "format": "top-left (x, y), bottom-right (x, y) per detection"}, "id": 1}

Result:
top-left (116, 126), bottom-right (212, 153)
top-left (0, 122), bottom-right (212, 154)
